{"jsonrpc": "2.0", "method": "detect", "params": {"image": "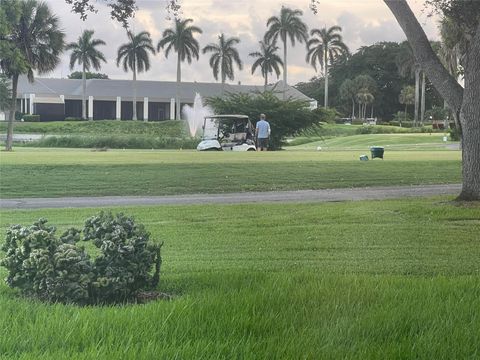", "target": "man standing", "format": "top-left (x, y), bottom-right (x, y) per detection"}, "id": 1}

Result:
top-left (255, 113), bottom-right (271, 151)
